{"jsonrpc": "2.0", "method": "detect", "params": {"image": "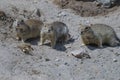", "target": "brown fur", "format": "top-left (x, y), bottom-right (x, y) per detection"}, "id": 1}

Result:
top-left (15, 19), bottom-right (43, 42)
